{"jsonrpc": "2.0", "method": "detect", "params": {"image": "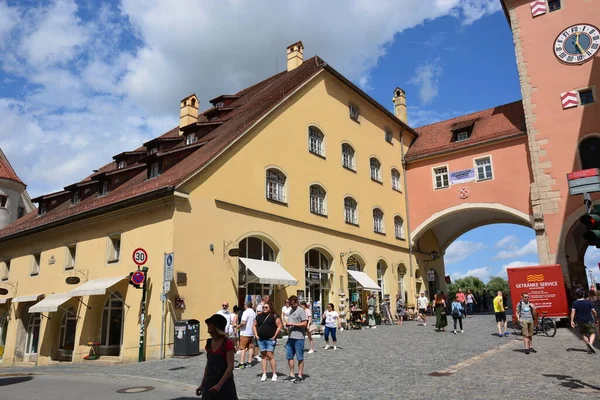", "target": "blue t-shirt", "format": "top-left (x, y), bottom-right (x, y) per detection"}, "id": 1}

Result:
top-left (572, 299), bottom-right (595, 324)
